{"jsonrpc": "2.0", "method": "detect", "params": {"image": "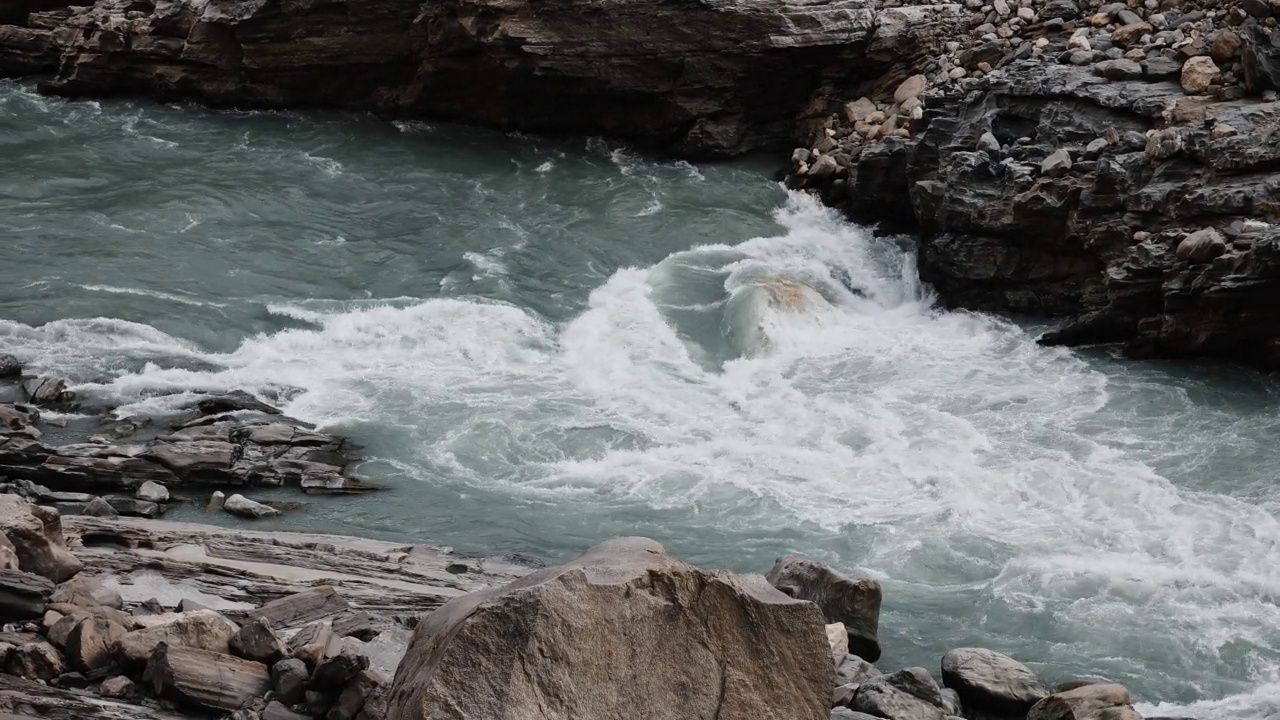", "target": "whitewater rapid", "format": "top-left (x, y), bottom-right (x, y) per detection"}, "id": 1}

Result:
top-left (3, 198), bottom-right (1278, 717)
